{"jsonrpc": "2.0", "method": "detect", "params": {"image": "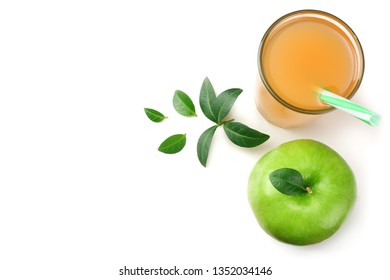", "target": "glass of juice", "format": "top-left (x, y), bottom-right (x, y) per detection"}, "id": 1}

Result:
top-left (256, 10), bottom-right (365, 128)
